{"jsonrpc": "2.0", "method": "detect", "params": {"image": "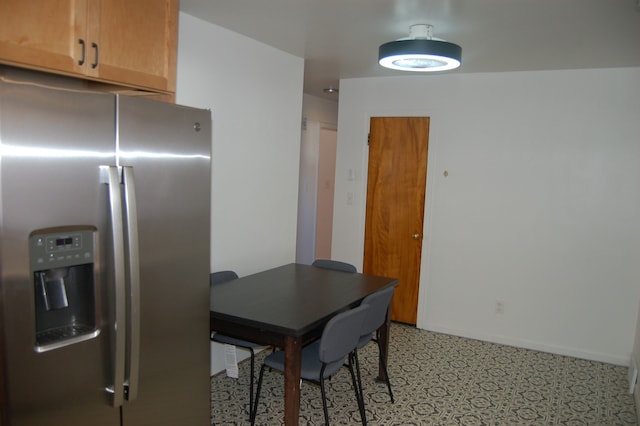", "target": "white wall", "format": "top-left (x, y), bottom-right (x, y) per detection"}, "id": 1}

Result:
top-left (333, 68), bottom-right (640, 365)
top-left (176, 12), bottom-right (304, 374)
top-left (302, 93), bottom-right (339, 125)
